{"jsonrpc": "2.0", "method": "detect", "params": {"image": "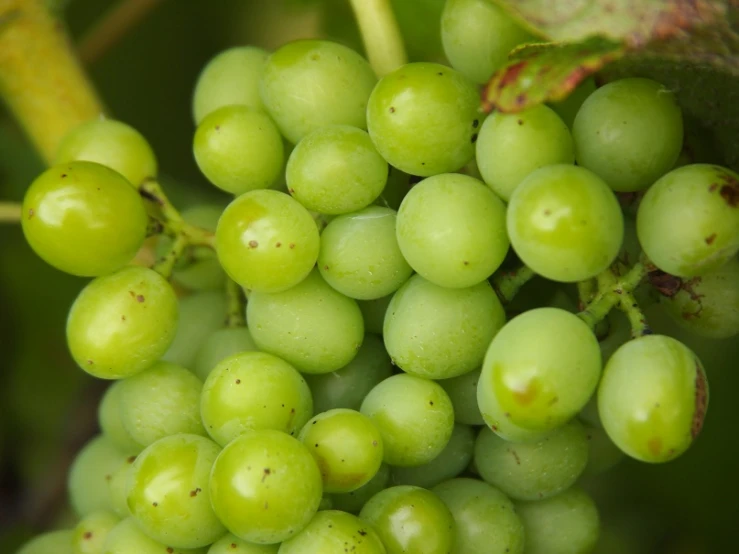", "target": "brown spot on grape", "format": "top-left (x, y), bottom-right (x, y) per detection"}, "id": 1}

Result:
top-left (190, 487), bottom-right (201, 497)
top-left (429, 401), bottom-right (434, 406)
top-left (235, 379), bottom-right (241, 384)
top-left (153, 502), bottom-right (158, 507)
top-left (471, 133), bottom-right (478, 143)
top-left (136, 294), bottom-right (145, 303)
top-left (324, 265), bottom-right (329, 270)
top-left (389, 107), bottom-right (396, 113)
top-left (262, 468), bottom-right (271, 482)
top-left (61, 173), bottom-right (67, 178)
top-left (127, 455), bottom-right (136, 463)
top-left (507, 448), bottom-right (521, 465)
top-left (517, 119), bottom-right (523, 125)
top-left (358, 529), bottom-right (367, 536)
top-left (27, 208), bottom-right (34, 219)
top-left (276, 242), bottom-right (282, 247)
top-left (473, 119), bottom-right (479, 128)
top-left (249, 240), bottom-right (258, 248)
top-left (512, 381), bottom-right (539, 406)
top-left (289, 243), bottom-right (295, 249)
top-left (709, 182), bottom-right (718, 192)
top-left (215, 126), bottom-right (220, 131)
top-left (647, 437), bottom-right (662, 456)
top-left (167, 549), bottom-right (174, 554)
top-left (121, 315), bottom-right (126, 321)
top-left (87, 359), bottom-right (93, 365)
top-left (705, 233), bottom-right (717, 245)
top-left (231, 544), bottom-right (237, 549)
top-left (129, 290), bottom-right (135, 297)
top-left (372, 440), bottom-right (378, 447)
top-left (692, 363), bottom-right (708, 438)
top-left (648, 269), bottom-right (682, 298)
top-left (83, 531), bottom-right (92, 540)
top-left (719, 174), bottom-right (739, 206)
top-left (463, 260), bottom-right (469, 265)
